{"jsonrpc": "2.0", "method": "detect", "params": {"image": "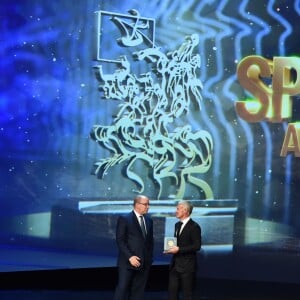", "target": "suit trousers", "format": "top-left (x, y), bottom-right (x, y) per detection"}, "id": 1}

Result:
top-left (168, 267), bottom-right (196, 300)
top-left (113, 265), bottom-right (150, 300)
